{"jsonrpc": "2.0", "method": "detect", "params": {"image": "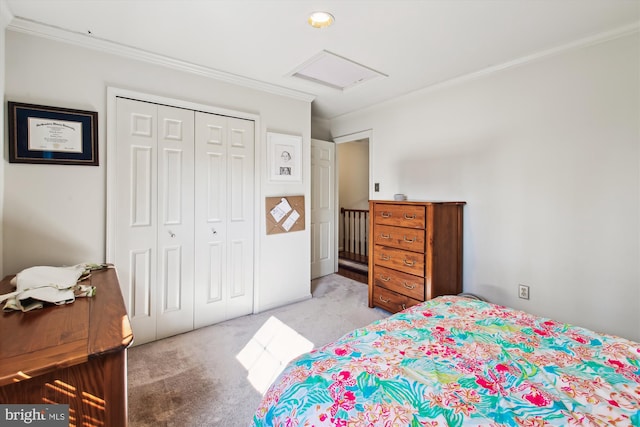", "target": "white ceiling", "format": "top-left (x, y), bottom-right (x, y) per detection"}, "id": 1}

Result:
top-left (4, 1), bottom-right (639, 119)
